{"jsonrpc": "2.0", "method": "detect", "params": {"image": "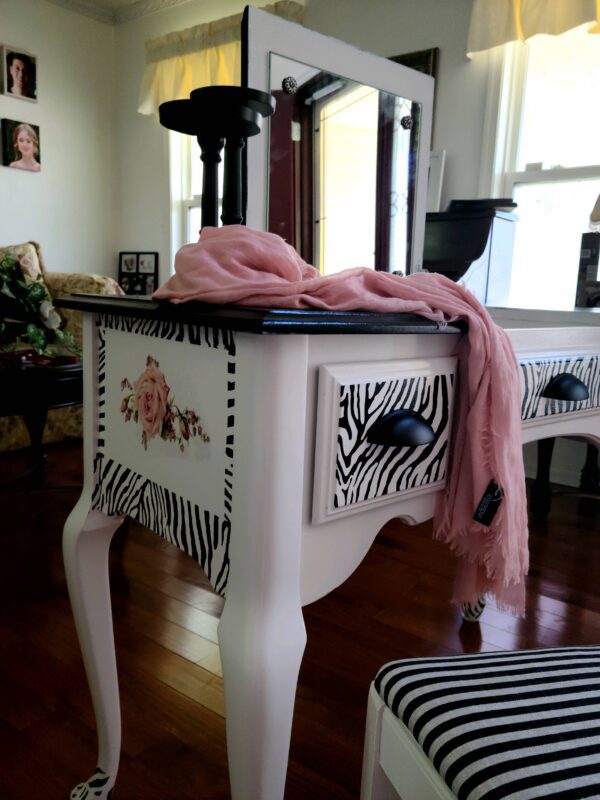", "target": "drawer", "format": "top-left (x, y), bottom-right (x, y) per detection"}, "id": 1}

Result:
top-left (520, 354), bottom-right (600, 421)
top-left (312, 357), bottom-right (456, 524)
